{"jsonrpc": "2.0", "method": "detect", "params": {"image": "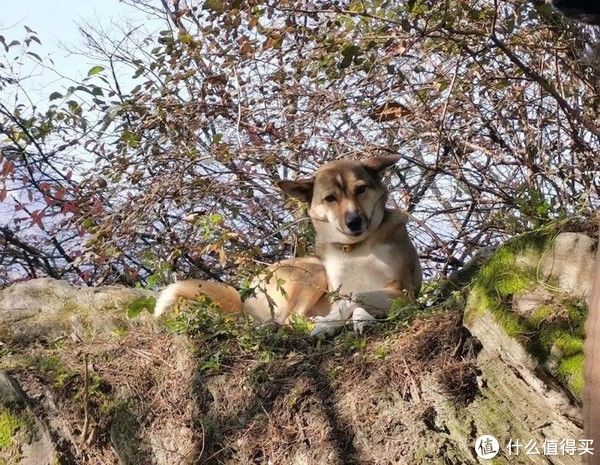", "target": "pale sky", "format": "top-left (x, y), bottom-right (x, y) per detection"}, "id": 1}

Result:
top-left (1, 0), bottom-right (151, 105)
top-left (0, 1), bottom-right (157, 225)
